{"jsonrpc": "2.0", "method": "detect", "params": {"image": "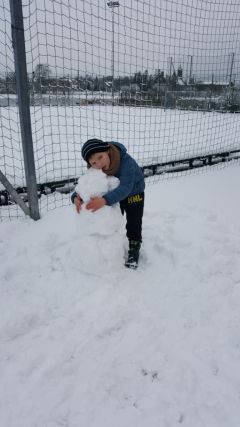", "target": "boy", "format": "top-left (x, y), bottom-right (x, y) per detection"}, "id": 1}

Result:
top-left (71, 138), bottom-right (145, 269)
